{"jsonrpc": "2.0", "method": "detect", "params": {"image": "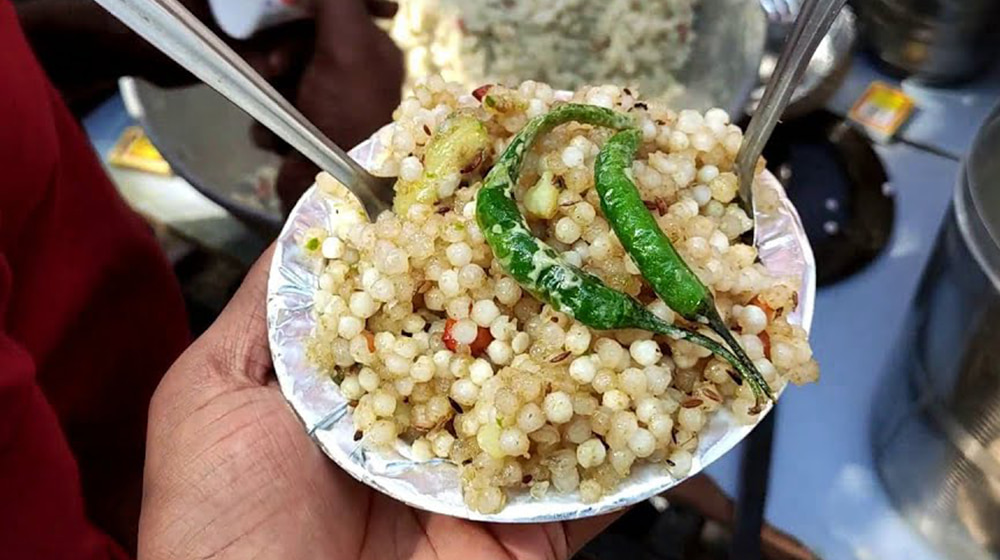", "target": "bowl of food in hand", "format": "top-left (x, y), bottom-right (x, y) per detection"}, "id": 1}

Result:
top-left (267, 78), bottom-right (817, 521)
